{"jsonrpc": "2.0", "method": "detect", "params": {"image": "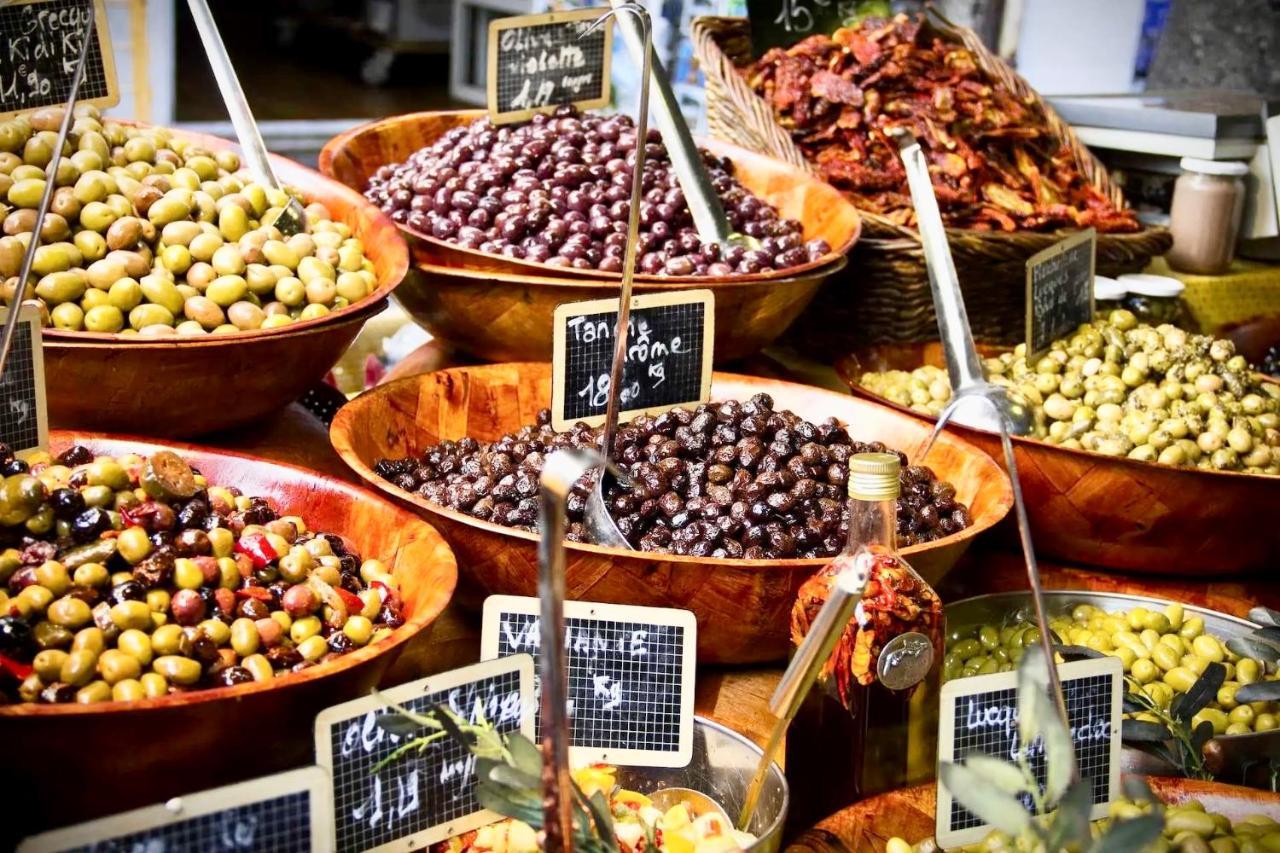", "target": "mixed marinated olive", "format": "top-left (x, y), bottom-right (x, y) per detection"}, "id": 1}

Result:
top-left (373, 395), bottom-right (970, 559)
top-left (945, 602), bottom-right (1280, 736)
top-left (0, 105), bottom-right (378, 335)
top-left (0, 444), bottom-right (405, 705)
top-left (860, 310), bottom-right (1280, 474)
top-left (364, 105), bottom-right (830, 276)
top-left (888, 798), bottom-right (1280, 852)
